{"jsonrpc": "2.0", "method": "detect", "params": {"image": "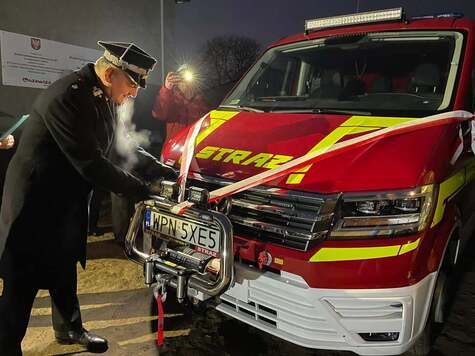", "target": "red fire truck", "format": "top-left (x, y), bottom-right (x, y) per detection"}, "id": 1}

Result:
top-left (126, 8), bottom-right (475, 355)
